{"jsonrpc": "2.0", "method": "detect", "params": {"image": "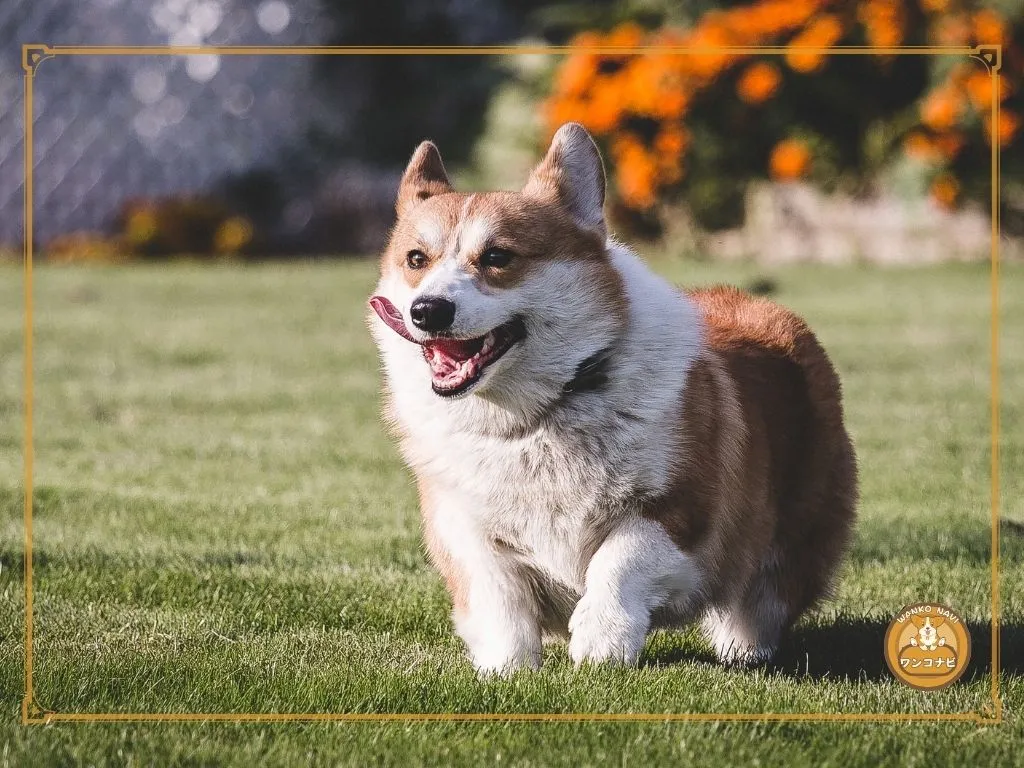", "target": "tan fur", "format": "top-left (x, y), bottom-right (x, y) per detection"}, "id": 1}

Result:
top-left (417, 476), bottom-right (469, 618)
top-left (373, 128), bottom-right (857, 669)
top-left (643, 285), bottom-right (857, 626)
top-left (382, 190), bottom-right (627, 322)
